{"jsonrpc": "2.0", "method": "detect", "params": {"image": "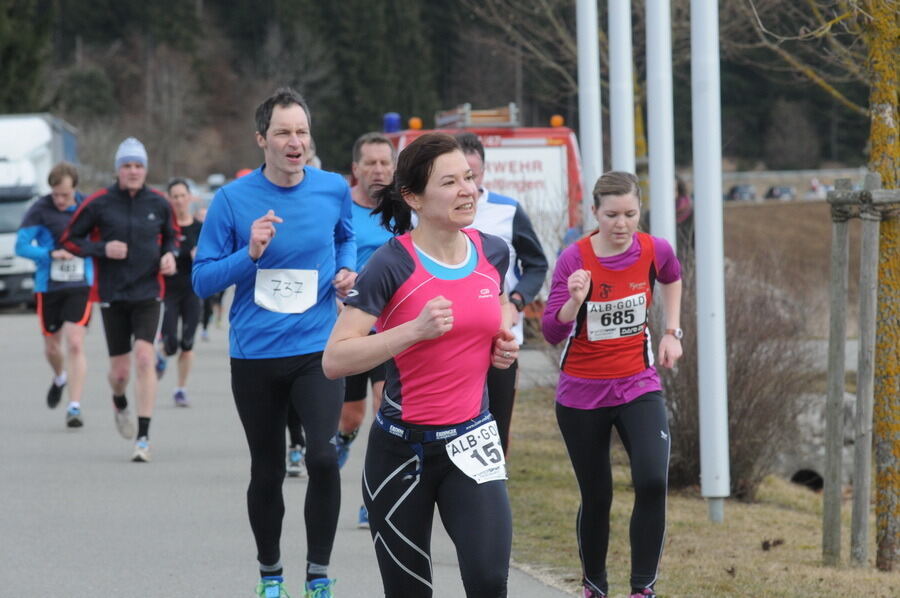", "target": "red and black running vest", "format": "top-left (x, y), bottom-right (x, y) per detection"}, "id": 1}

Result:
top-left (560, 231), bottom-right (658, 379)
